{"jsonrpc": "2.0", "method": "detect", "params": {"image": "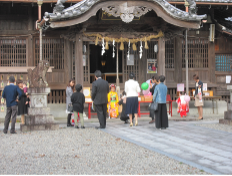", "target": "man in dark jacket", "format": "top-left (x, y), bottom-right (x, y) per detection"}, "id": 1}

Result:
top-left (2, 76), bottom-right (22, 134)
top-left (91, 70), bottom-right (109, 129)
